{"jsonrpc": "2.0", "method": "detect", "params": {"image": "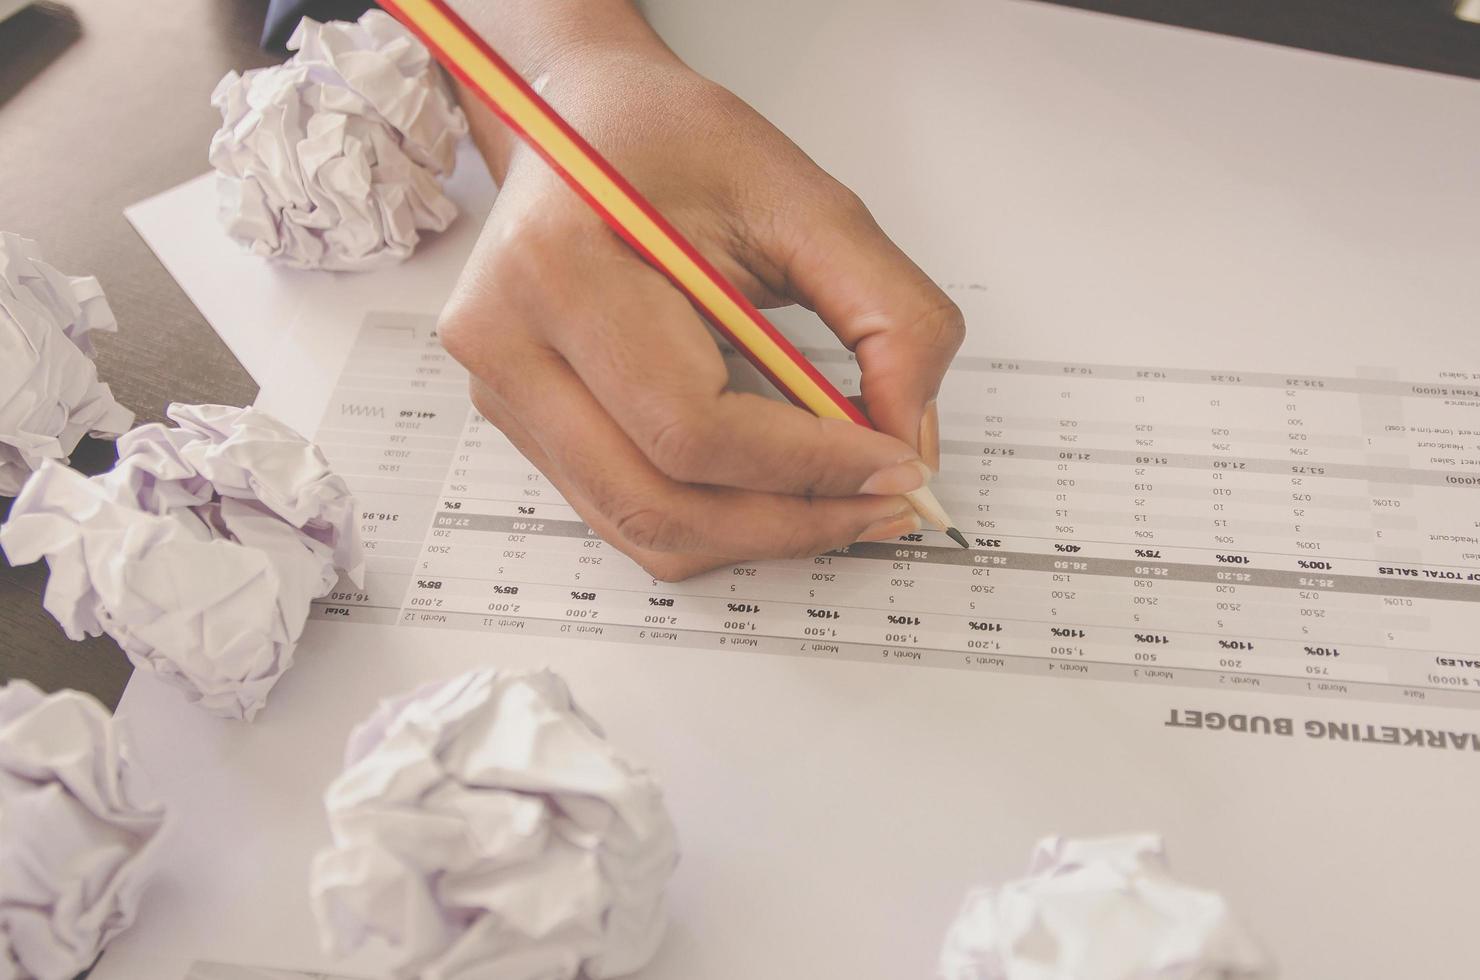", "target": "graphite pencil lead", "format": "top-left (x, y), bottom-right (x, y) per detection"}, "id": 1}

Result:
top-left (946, 526), bottom-right (970, 549)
